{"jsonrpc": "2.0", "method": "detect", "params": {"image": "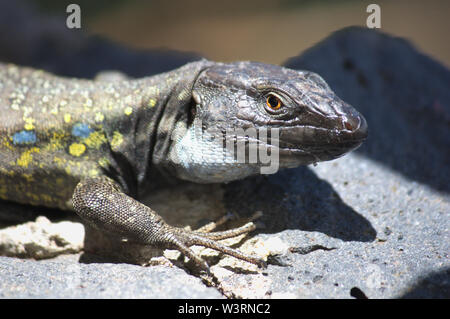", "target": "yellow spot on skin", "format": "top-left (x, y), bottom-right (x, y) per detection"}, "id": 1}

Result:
top-left (16, 147), bottom-right (40, 168)
top-left (107, 100), bottom-right (114, 110)
top-left (1, 136), bottom-right (13, 150)
top-left (95, 112), bottom-right (105, 123)
top-left (84, 130), bottom-right (107, 149)
top-left (31, 193), bottom-right (40, 202)
top-left (64, 114), bottom-right (71, 123)
top-left (148, 98), bottom-right (157, 107)
top-left (98, 157), bottom-right (110, 168)
top-left (47, 131), bottom-right (69, 151)
top-left (22, 173), bottom-right (34, 182)
top-left (89, 169), bottom-right (100, 177)
top-left (23, 117), bottom-right (35, 130)
top-left (41, 194), bottom-right (52, 203)
top-left (0, 168), bottom-right (15, 177)
top-left (124, 106), bottom-right (133, 116)
top-left (69, 143), bottom-right (86, 157)
top-left (53, 157), bottom-right (67, 169)
top-left (111, 131), bottom-right (123, 151)
top-left (0, 185), bottom-right (6, 198)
